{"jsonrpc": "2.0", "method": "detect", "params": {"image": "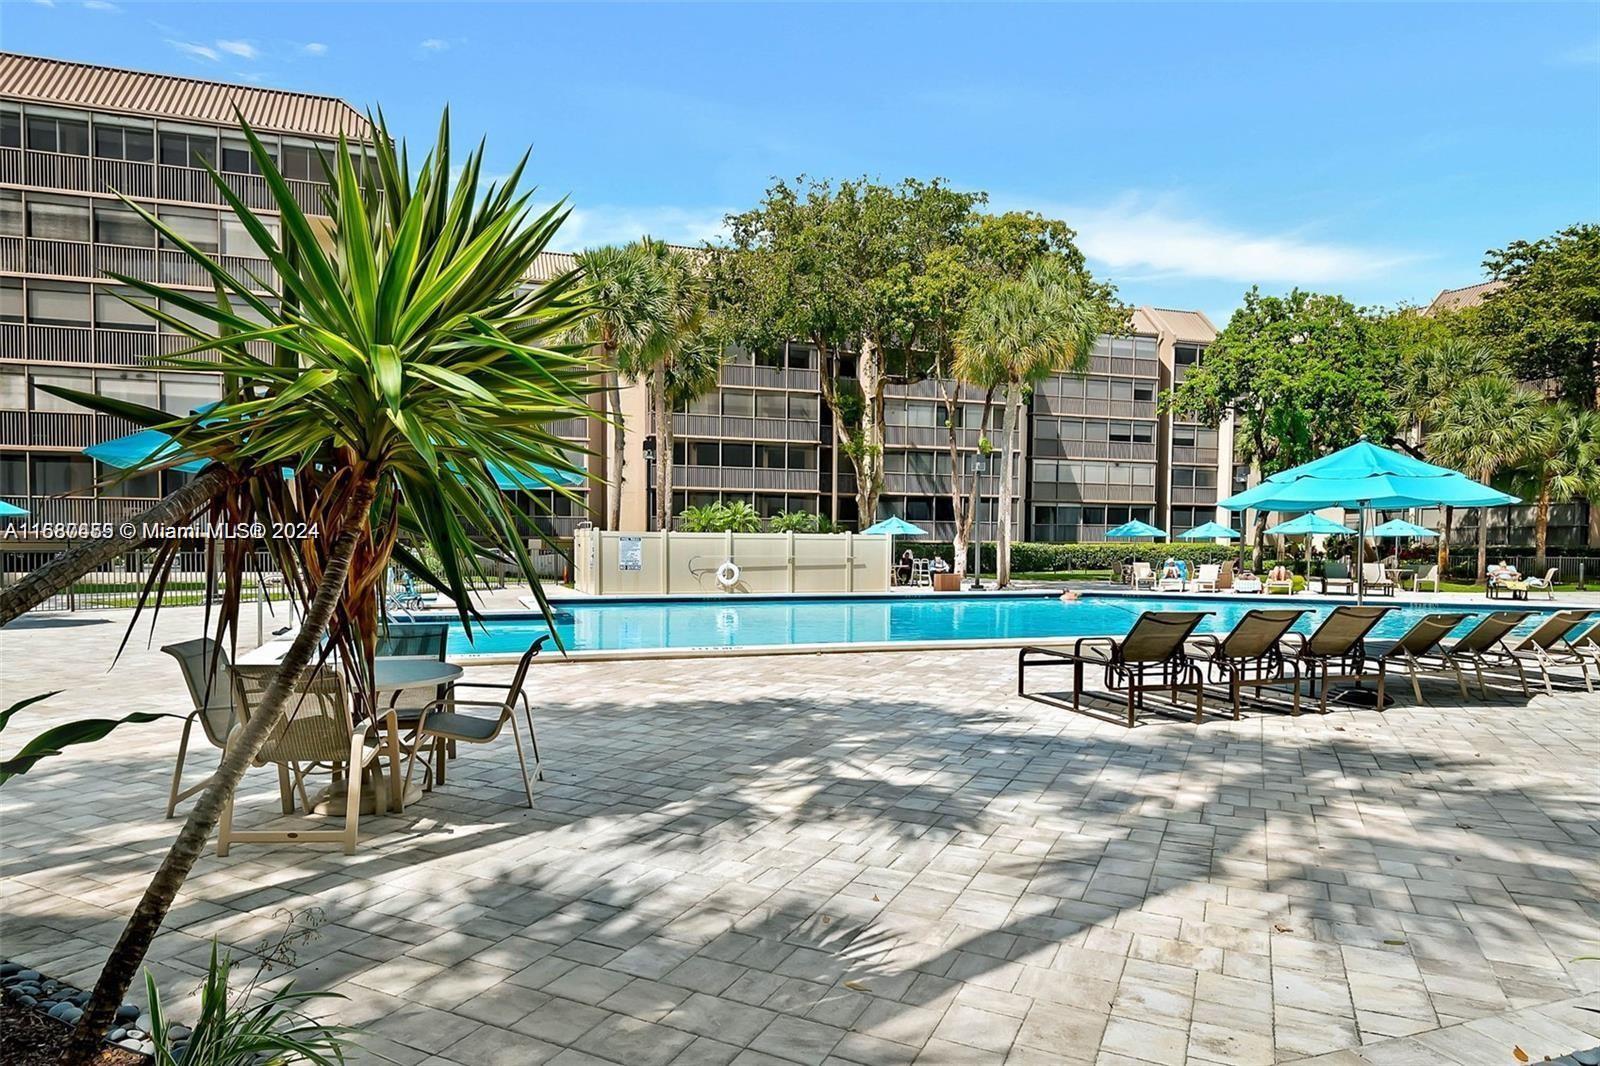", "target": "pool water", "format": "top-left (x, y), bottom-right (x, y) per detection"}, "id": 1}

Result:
top-left (443, 593), bottom-right (1570, 657)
